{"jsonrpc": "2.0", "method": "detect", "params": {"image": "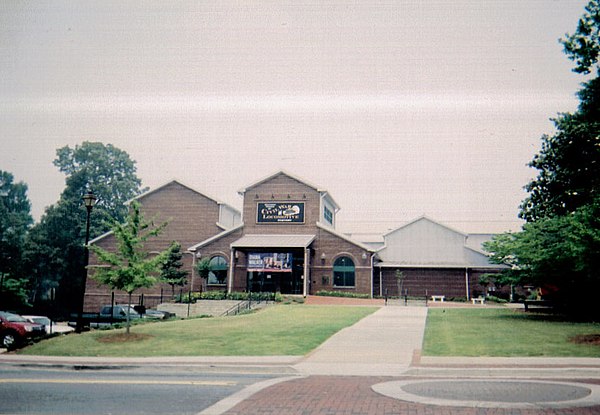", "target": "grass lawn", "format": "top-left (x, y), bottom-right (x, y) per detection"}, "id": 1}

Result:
top-left (19, 305), bottom-right (377, 357)
top-left (423, 308), bottom-right (600, 357)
